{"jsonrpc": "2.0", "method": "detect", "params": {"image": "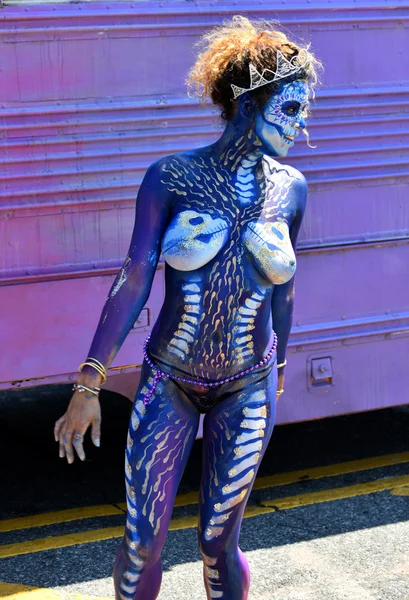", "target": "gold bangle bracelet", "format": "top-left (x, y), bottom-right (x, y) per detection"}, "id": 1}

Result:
top-left (78, 362), bottom-right (105, 377)
top-left (86, 357), bottom-right (106, 373)
top-left (83, 358), bottom-right (107, 384)
top-left (276, 389), bottom-right (284, 396)
top-left (78, 362), bottom-right (107, 385)
top-left (277, 360), bottom-right (287, 369)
